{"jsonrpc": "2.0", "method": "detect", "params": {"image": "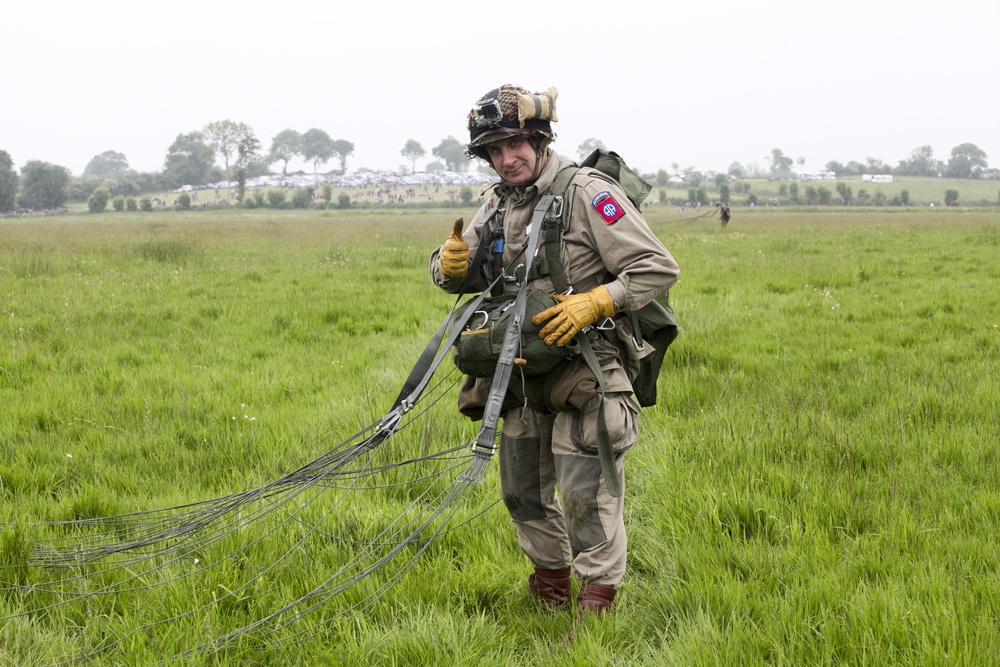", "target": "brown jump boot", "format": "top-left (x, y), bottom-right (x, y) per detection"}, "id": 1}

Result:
top-left (567, 581), bottom-right (617, 642)
top-left (577, 581), bottom-right (616, 616)
top-left (527, 566), bottom-right (572, 610)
